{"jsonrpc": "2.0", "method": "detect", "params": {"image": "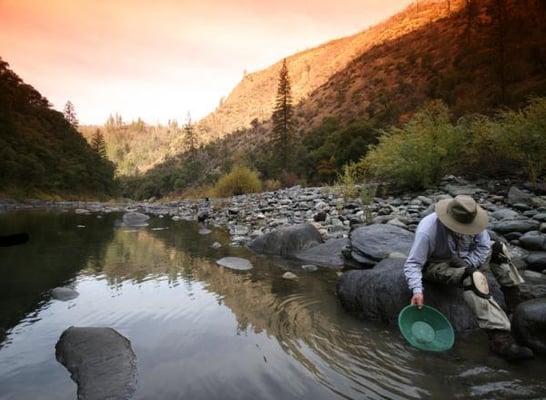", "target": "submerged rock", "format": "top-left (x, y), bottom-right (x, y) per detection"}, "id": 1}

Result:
top-left (282, 272), bottom-right (298, 280)
top-left (51, 287), bottom-right (79, 301)
top-left (216, 257), bottom-right (253, 271)
top-left (513, 298), bottom-right (546, 354)
top-left (122, 212), bottom-right (150, 227)
top-left (198, 228), bottom-right (212, 235)
top-left (247, 223), bottom-right (322, 257)
top-left (295, 238), bottom-right (347, 269)
top-left (55, 327), bottom-right (137, 400)
top-left (337, 258), bottom-right (504, 332)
